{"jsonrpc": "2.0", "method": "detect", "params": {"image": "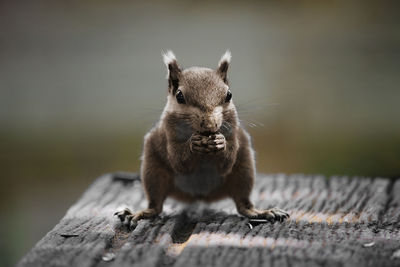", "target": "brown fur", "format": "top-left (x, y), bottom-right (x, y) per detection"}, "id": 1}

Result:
top-left (115, 51), bottom-right (289, 227)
